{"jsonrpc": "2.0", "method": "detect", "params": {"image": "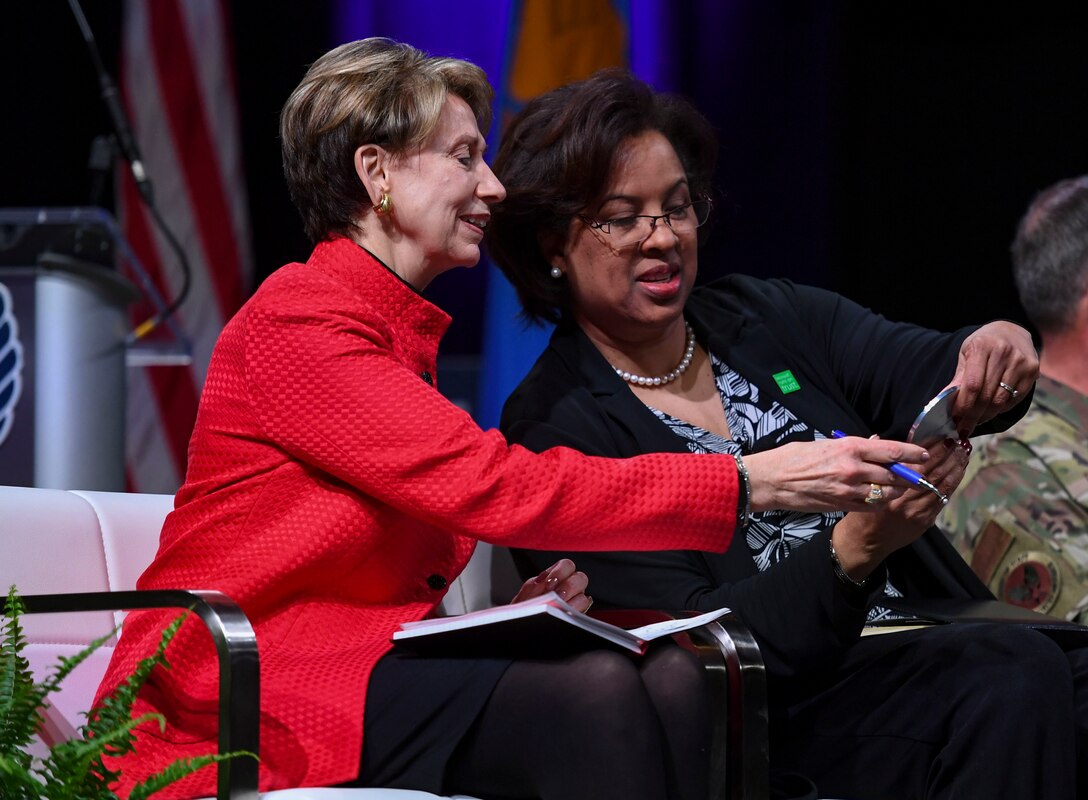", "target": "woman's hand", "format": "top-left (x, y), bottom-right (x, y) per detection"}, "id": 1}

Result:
top-left (830, 439), bottom-right (971, 581)
top-left (744, 435), bottom-right (930, 513)
top-left (510, 558), bottom-right (592, 612)
top-left (946, 321), bottom-right (1038, 436)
